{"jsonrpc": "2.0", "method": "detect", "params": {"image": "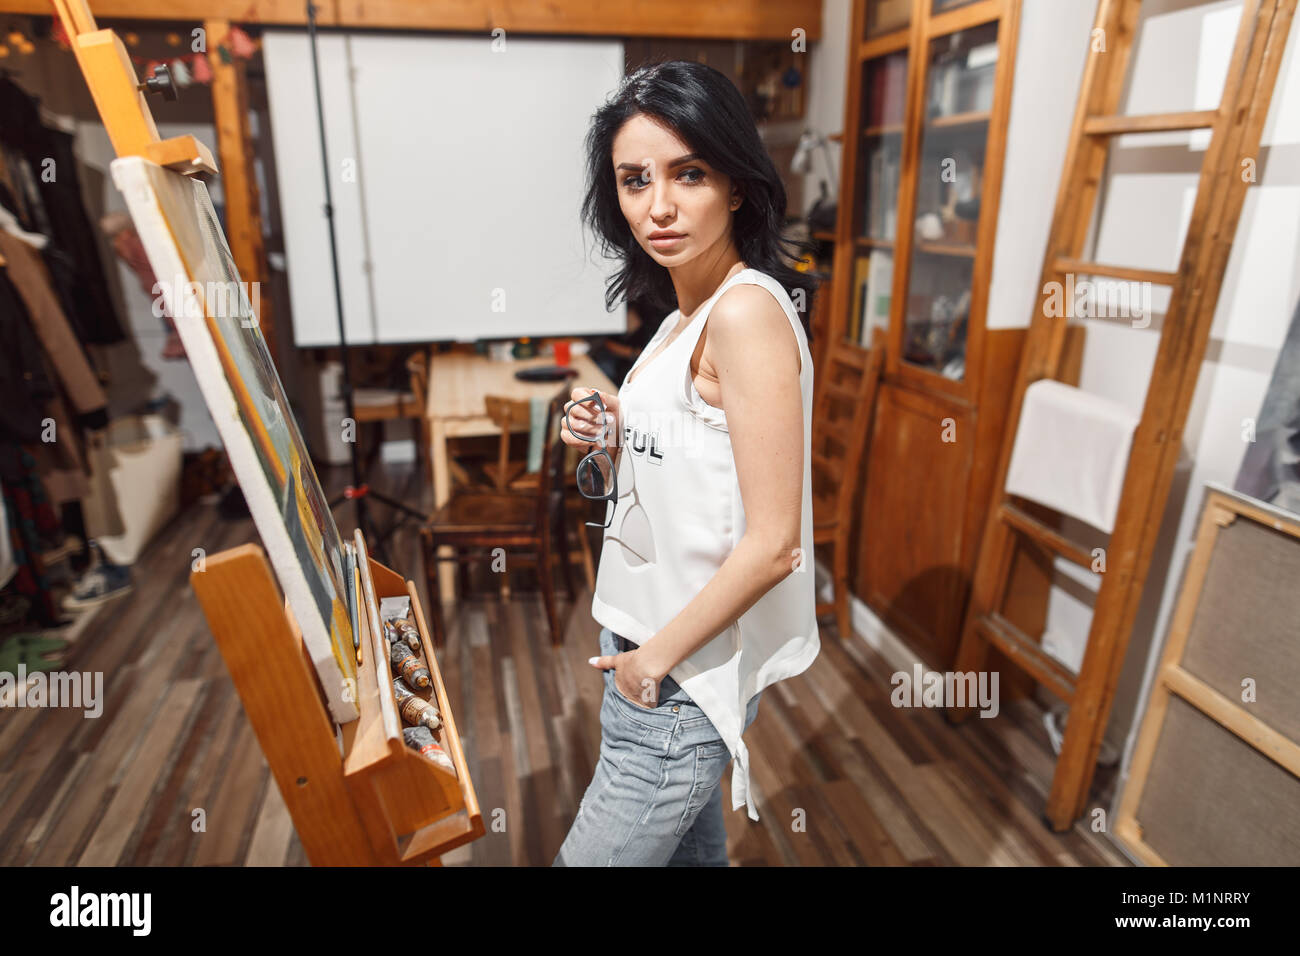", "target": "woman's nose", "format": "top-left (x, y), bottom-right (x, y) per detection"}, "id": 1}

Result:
top-left (648, 181), bottom-right (673, 220)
